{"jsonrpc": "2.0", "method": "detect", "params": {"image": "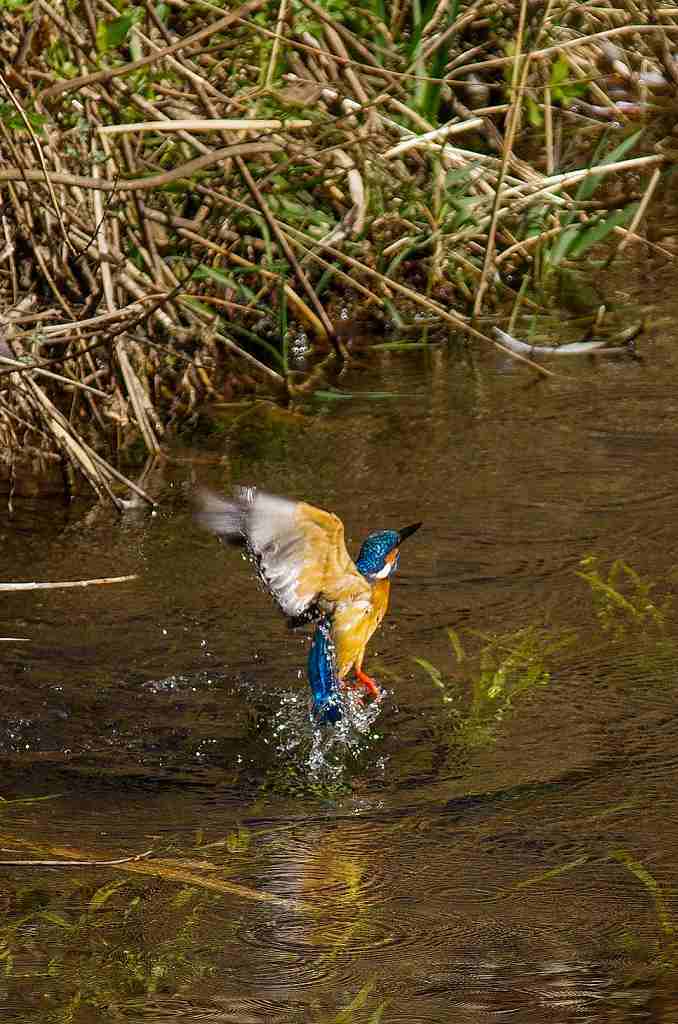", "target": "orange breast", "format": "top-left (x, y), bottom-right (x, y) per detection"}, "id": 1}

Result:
top-left (371, 578), bottom-right (391, 626)
top-left (332, 579), bottom-right (391, 679)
